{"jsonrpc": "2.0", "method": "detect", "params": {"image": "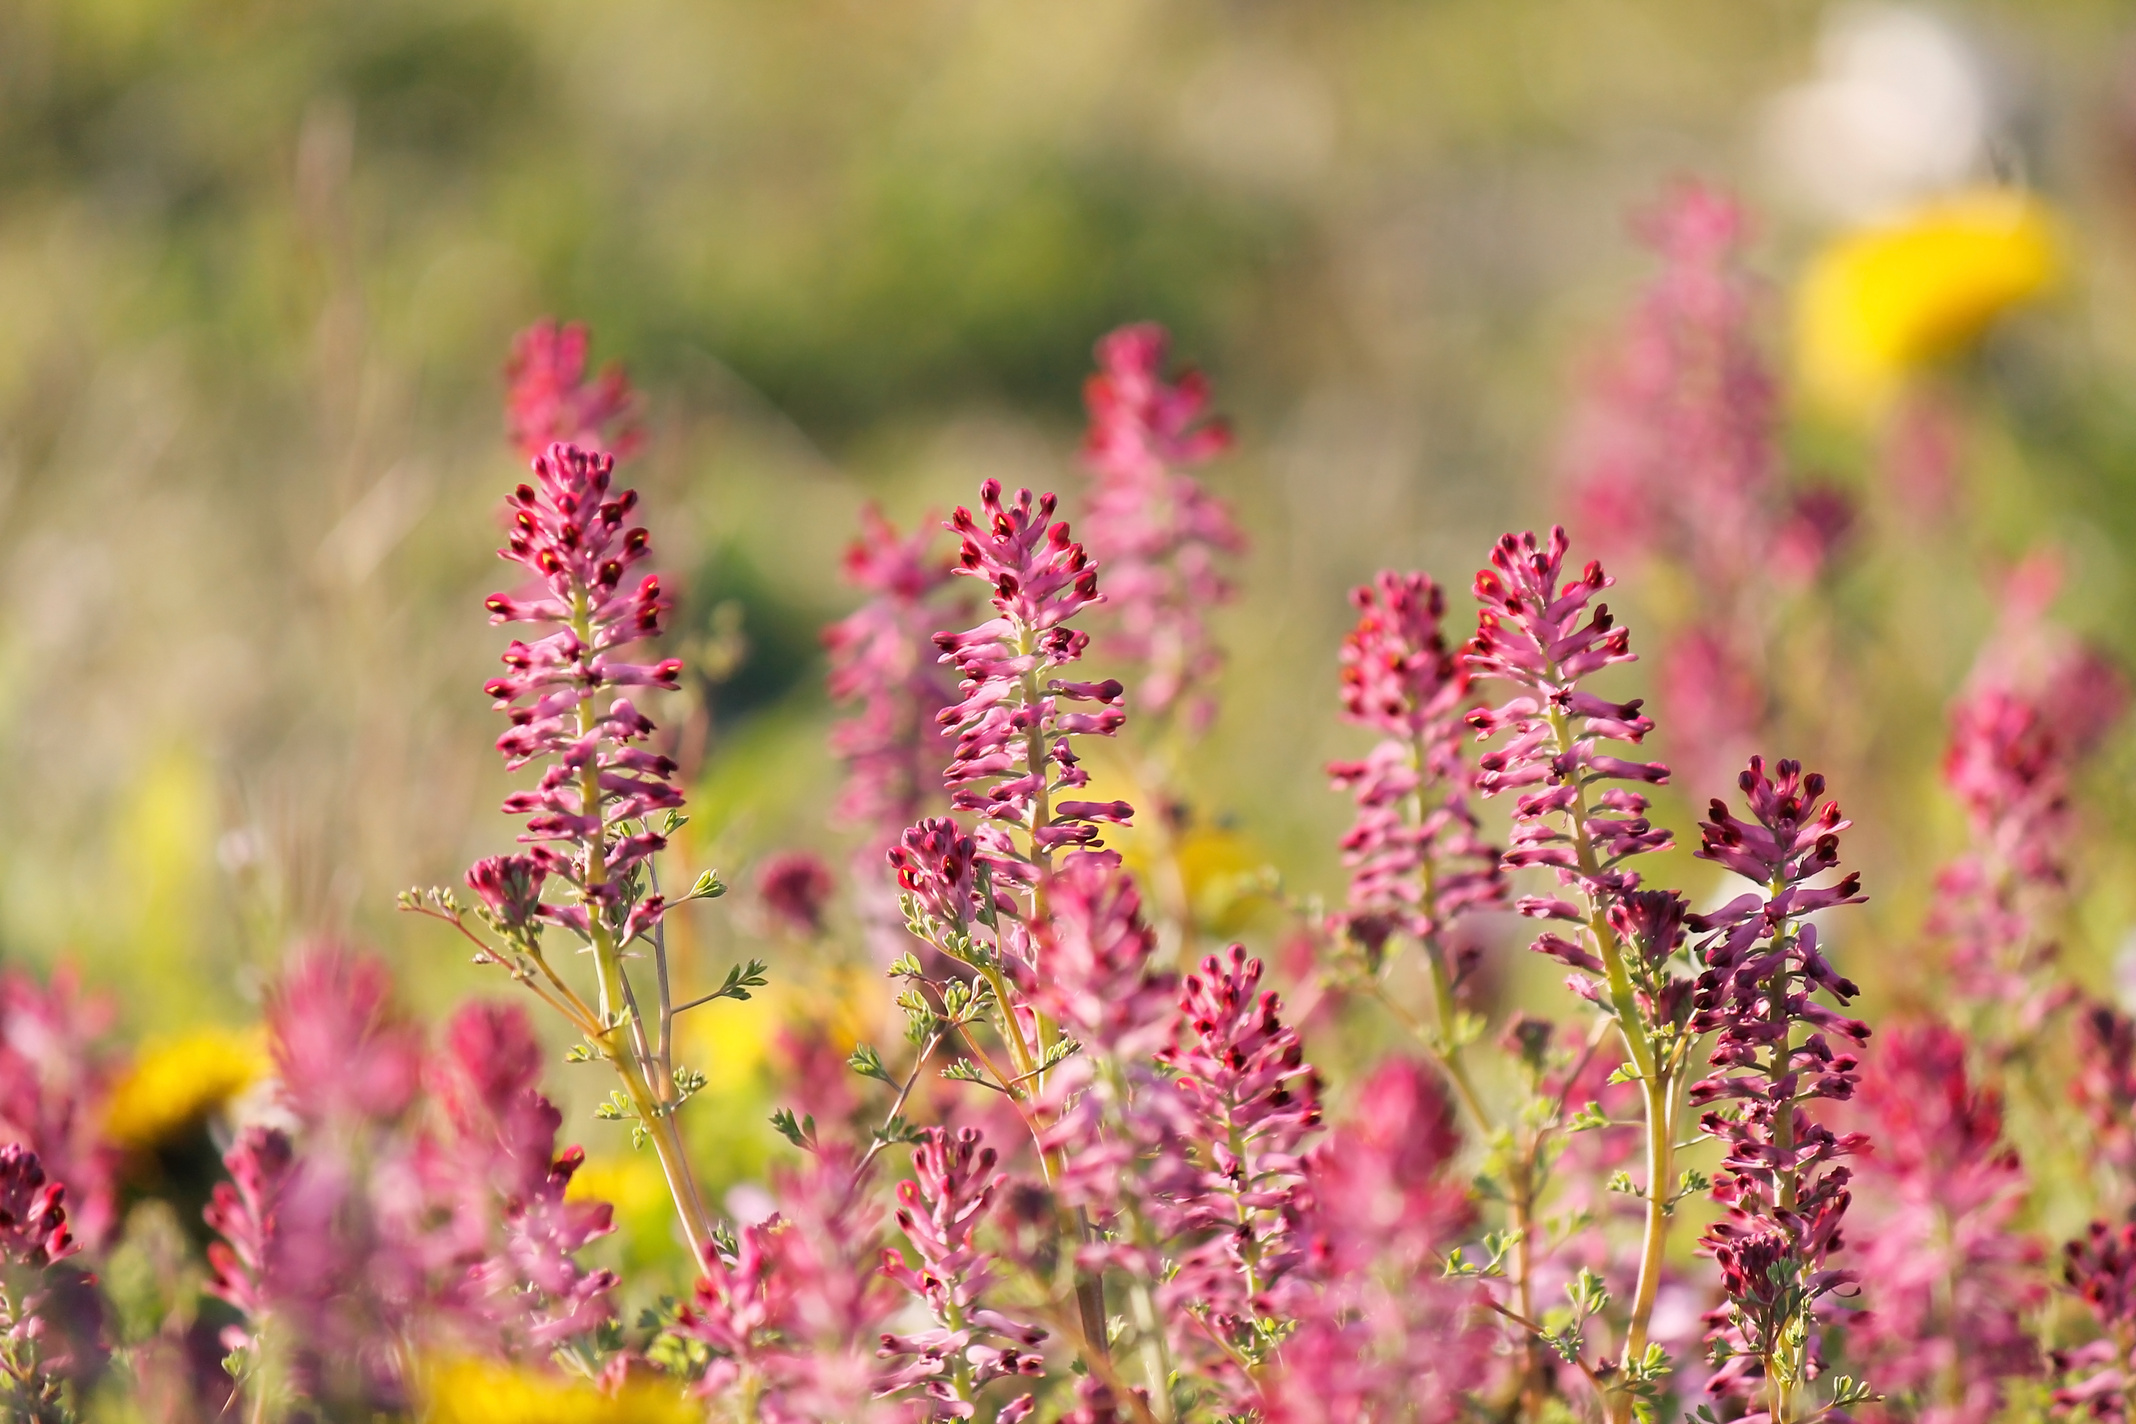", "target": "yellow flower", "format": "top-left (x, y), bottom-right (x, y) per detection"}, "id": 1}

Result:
top-left (421, 1357), bottom-right (699, 1424)
top-left (105, 1028), bottom-right (267, 1151)
top-left (1796, 188), bottom-right (2059, 415)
